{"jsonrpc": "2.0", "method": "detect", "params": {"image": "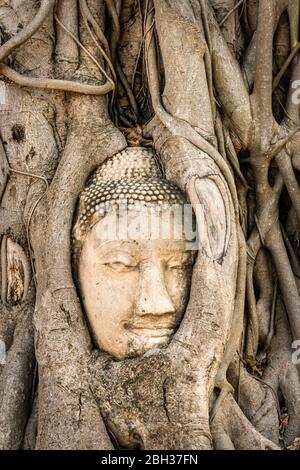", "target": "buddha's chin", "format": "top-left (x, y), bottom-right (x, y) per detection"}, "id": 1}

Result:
top-left (126, 328), bottom-right (174, 358)
top-left (97, 328), bottom-right (174, 360)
